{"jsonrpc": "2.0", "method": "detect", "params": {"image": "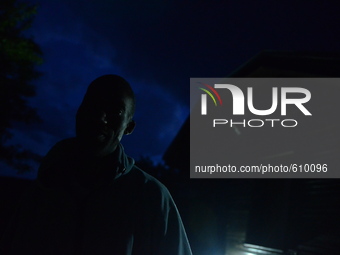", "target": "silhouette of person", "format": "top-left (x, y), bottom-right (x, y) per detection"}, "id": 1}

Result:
top-left (2, 75), bottom-right (192, 255)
